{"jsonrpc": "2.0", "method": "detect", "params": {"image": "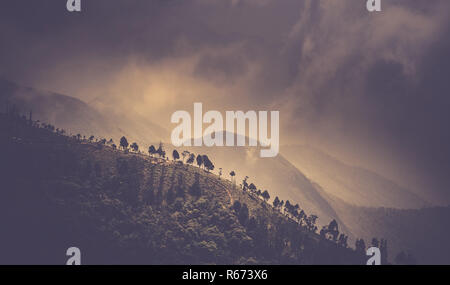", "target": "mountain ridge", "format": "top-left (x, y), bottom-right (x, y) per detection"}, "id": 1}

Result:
top-left (0, 78), bottom-right (168, 146)
top-left (281, 144), bottom-right (428, 209)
